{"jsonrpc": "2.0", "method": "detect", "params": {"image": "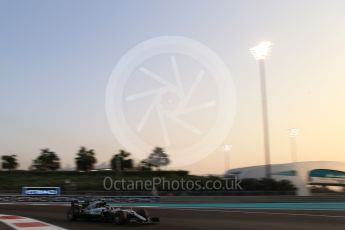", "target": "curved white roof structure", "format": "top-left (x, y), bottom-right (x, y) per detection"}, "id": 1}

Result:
top-left (225, 161), bottom-right (345, 196)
